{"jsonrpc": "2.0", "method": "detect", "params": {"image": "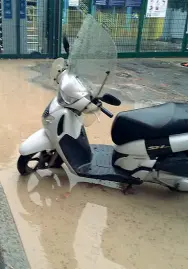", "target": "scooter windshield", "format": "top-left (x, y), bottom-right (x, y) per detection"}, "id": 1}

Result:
top-left (68, 14), bottom-right (117, 98)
